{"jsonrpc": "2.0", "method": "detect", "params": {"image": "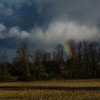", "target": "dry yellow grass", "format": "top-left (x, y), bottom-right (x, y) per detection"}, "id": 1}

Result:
top-left (0, 79), bottom-right (100, 100)
top-left (0, 89), bottom-right (100, 100)
top-left (0, 79), bottom-right (100, 87)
